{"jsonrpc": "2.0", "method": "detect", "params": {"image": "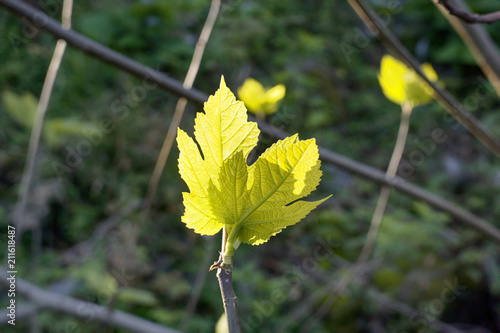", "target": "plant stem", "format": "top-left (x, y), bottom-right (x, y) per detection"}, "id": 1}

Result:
top-left (215, 227), bottom-right (240, 332)
top-left (358, 101), bottom-right (413, 263)
top-left (217, 265), bottom-right (240, 333)
top-left (297, 102), bottom-right (413, 332)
